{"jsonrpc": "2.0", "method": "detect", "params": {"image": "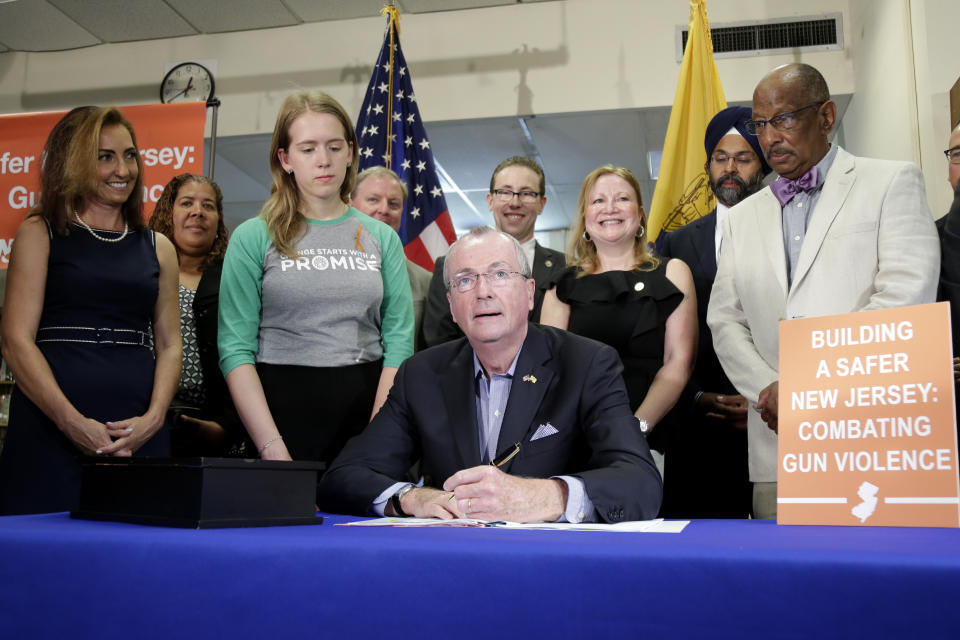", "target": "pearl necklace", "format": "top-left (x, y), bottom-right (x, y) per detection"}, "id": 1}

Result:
top-left (73, 209), bottom-right (128, 243)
